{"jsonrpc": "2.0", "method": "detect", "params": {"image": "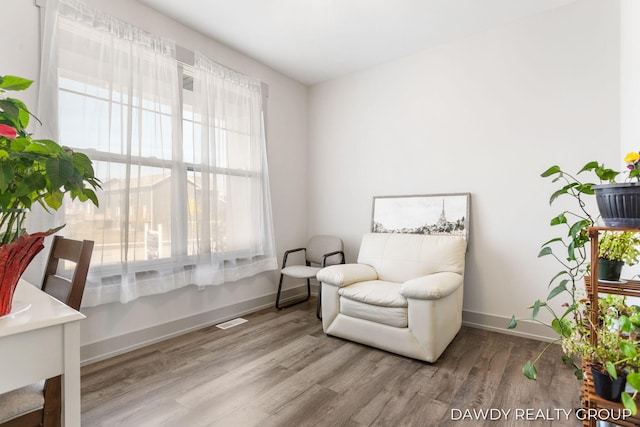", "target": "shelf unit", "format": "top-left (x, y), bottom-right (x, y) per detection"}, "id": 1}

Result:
top-left (582, 226), bottom-right (640, 427)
